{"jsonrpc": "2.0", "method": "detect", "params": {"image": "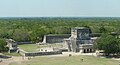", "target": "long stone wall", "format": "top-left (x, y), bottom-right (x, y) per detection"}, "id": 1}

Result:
top-left (42, 34), bottom-right (71, 43)
top-left (19, 47), bottom-right (62, 56)
top-left (24, 51), bottom-right (62, 56)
